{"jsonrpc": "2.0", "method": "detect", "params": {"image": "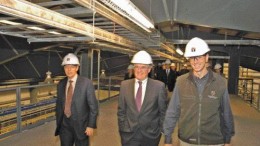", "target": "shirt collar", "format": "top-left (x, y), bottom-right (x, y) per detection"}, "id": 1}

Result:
top-left (68, 74), bottom-right (78, 83)
top-left (193, 71), bottom-right (208, 79)
top-left (135, 77), bottom-right (148, 84)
